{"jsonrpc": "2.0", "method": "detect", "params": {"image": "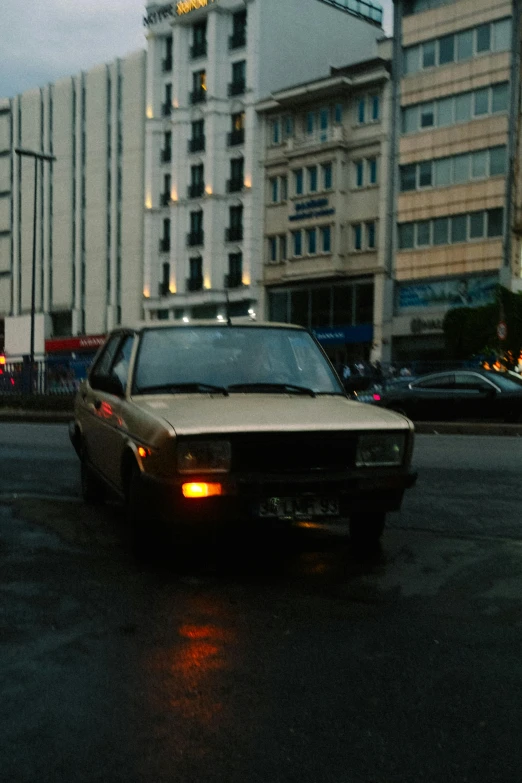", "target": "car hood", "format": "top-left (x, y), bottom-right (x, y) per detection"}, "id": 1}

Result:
top-left (132, 393), bottom-right (412, 436)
